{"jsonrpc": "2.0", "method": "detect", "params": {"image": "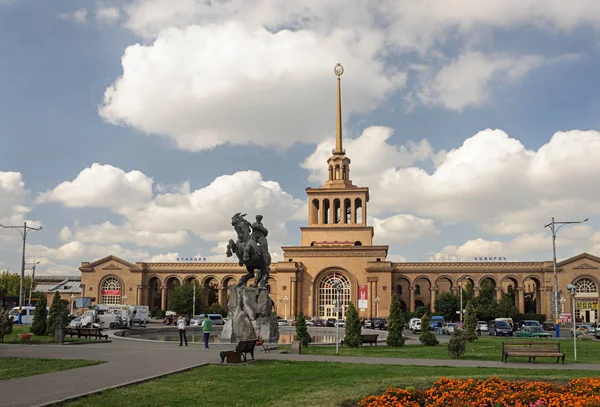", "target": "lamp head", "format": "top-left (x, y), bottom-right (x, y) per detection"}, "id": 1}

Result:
top-left (583, 218), bottom-right (589, 222)
top-left (567, 284), bottom-right (576, 290)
